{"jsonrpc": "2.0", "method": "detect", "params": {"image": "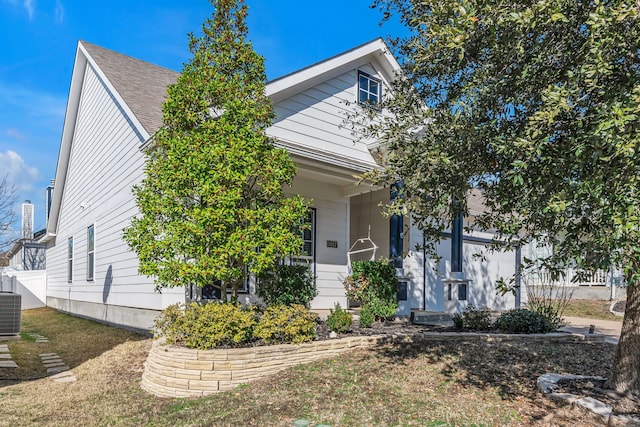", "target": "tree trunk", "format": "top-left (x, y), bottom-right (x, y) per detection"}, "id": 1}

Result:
top-left (607, 275), bottom-right (640, 396)
top-left (220, 280), bottom-right (228, 303)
